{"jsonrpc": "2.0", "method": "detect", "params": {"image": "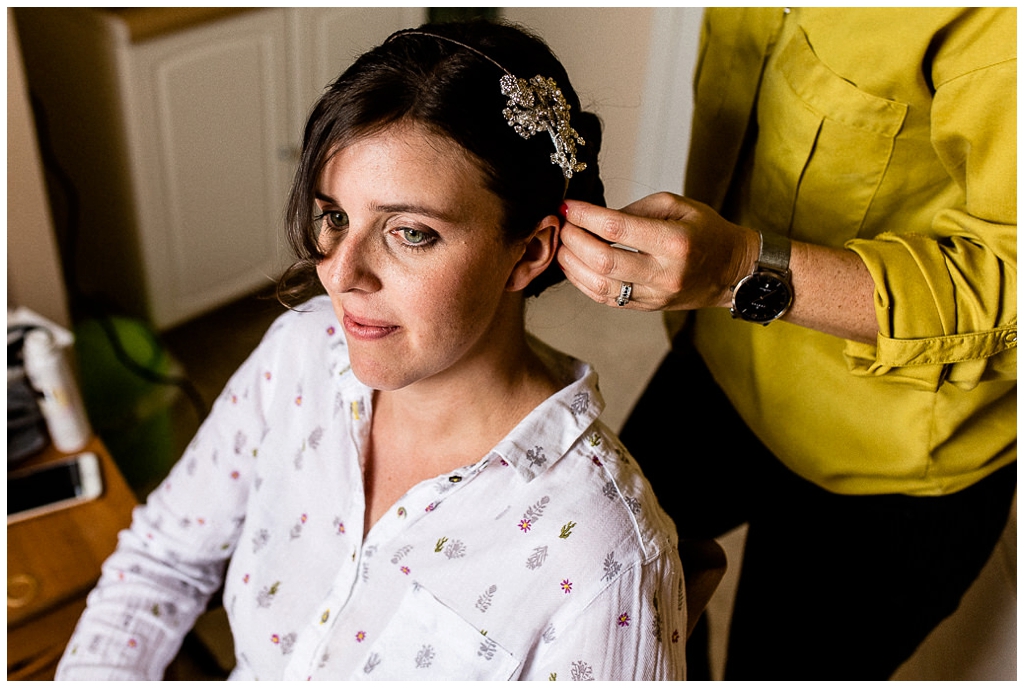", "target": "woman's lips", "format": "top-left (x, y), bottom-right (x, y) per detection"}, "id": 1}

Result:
top-left (342, 313), bottom-right (399, 341)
